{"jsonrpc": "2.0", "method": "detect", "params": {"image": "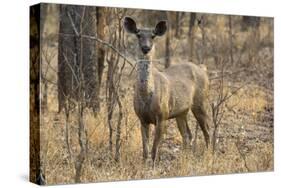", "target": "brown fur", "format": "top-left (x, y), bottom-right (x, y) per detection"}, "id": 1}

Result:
top-left (124, 17), bottom-right (210, 166)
